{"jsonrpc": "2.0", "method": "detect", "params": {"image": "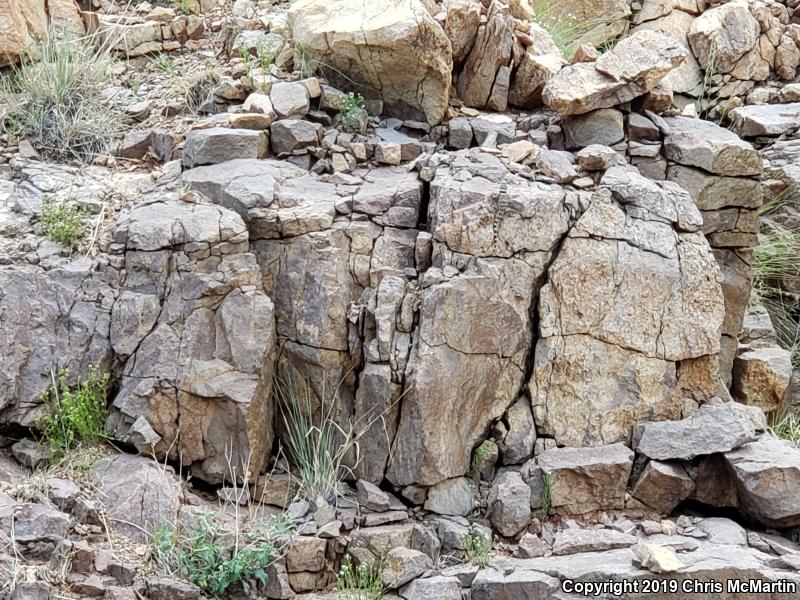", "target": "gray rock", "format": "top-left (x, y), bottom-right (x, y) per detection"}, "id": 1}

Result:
top-left (182, 128), bottom-right (267, 167)
top-left (4, 503), bottom-right (71, 559)
top-left (383, 547), bottom-right (433, 588)
top-left (448, 117), bottom-right (473, 149)
top-left (269, 81), bottom-right (311, 118)
top-left (502, 398), bottom-right (535, 465)
top-left (10, 582), bottom-right (52, 600)
top-left (11, 439), bottom-right (52, 470)
top-left (563, 109), bottom-right (625, 149)
top-left (472, 568), bottom-right (560, 599)
top-left (696, 517), bottom-right (747, 546)
top-left (552, 528), bottom-right (638, 555)
top-left (106, 201), bottom-right (276, 484)
top-left (576, 144), bottom-right (626, 171)
top-left (631, 460), bottom-right (694, 513)
top-left (724, 436), bottom-right (800, 527)
top-left (729, 103), bottom-right (800, 138)
top-left (663, 116), bottom-right (762, 177)
top-left (91, 455), bottom-right (182, 541)
top-left (515, 533), bottom-right (547, 558)
top-left (633, 403), bottom-right (757, 461)
top-left (285, 535), bottom-right (327, 572)
top-left (270, 119), bottom-right (322, 154)
top-left (148, 578), bottom-right (201, 600)
top-left (47, 477), bottom-right (81, 512)
top-left (487, 471), bottom-right (531, 537)
top-left (424, 477), bottom-right (475, 516)
top-left (538, 443), bottom-right (633, 514)
top-left (399, 575), bottom-right (461, 600)
top-left (357, 479), bottom-right (391, 512)
top-left (471, 116), bottom-right (515, 146)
